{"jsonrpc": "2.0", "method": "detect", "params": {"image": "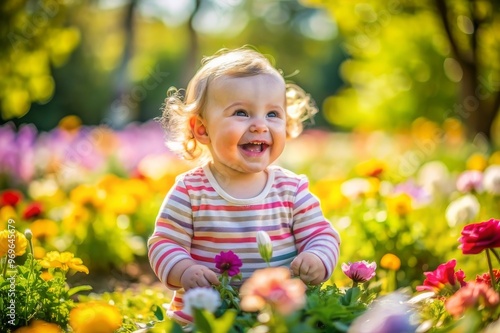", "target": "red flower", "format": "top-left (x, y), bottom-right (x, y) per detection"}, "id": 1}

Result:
top-left (214, 250), bottom-right (242, 277)
top-left (459, 218), bottom-right (500, 254)
top-left (0, 189), bottom-right (23, 207)
top-left (23, 202), bottom-right (44, 219)
top-left (416, 259), bottom-right (467, 295)
top-left (475, 269), bottom-right (500, 287)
